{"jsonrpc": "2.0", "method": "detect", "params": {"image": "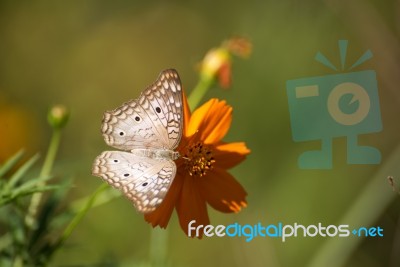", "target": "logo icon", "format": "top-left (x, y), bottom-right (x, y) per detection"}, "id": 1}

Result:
top-left (286, 40), bottom-right (382, 169)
